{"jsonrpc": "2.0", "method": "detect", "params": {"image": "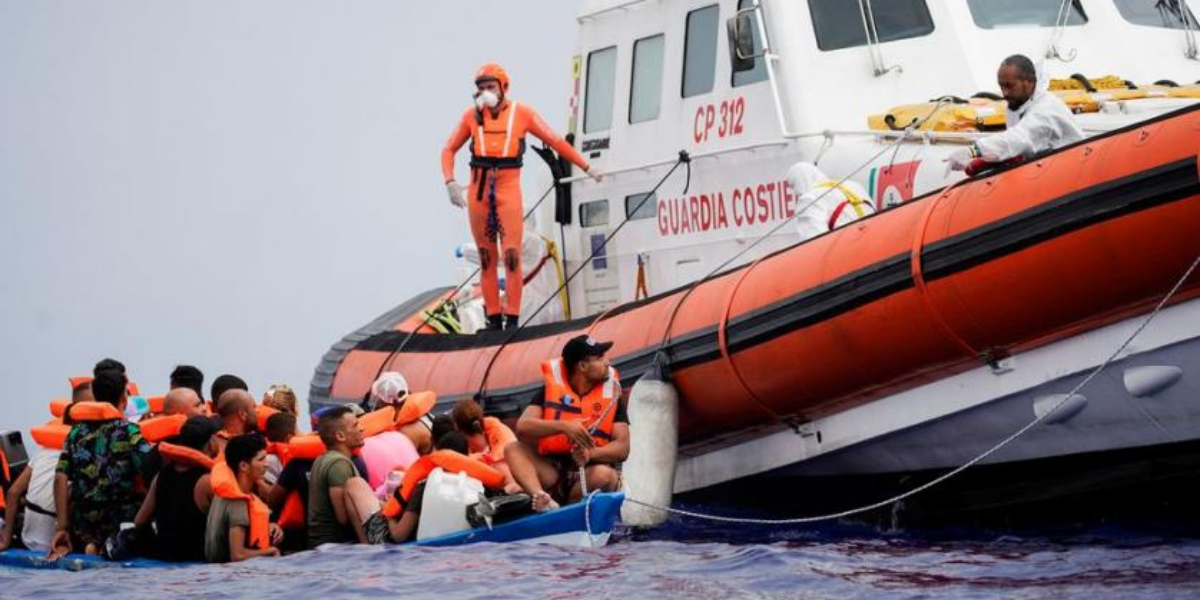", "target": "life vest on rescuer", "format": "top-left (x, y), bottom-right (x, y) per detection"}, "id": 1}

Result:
top-left (537, 358), bottom-right (620, 456)
top-left (469, 100), bottom-right (530, 171)
top-left (209, 460), bottom-right (272, 550)
top-left (380, 450), bottom-right (504, 519)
